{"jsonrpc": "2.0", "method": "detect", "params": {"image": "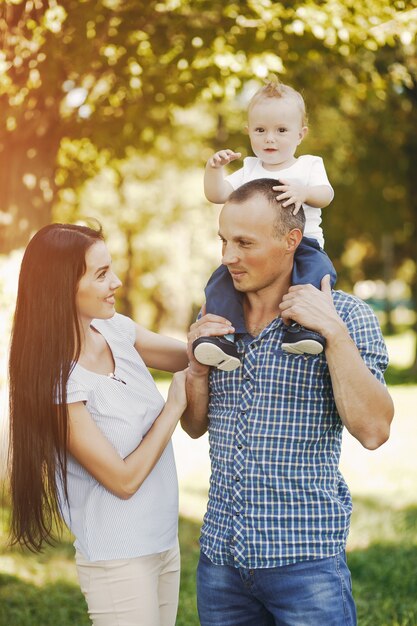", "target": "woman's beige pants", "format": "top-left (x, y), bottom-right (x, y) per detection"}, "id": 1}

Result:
top-left (75, 543), bottom-right (180, 626)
